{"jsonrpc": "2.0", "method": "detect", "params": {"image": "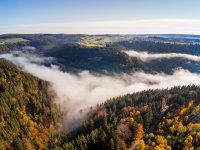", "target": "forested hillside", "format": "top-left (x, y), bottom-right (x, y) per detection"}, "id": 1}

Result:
top-left (112, 40), bottom-right (200, 55)
top-left (46, 44), bottom-right (151, 74)
top-left (3, 57), bottom-right (199, 150)
top-left (0, 60), bottom-right (61, 149)
top-left (0, 34), bottom-right (200, 149)
top-left (52, 86), bottom-right (200, 150)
